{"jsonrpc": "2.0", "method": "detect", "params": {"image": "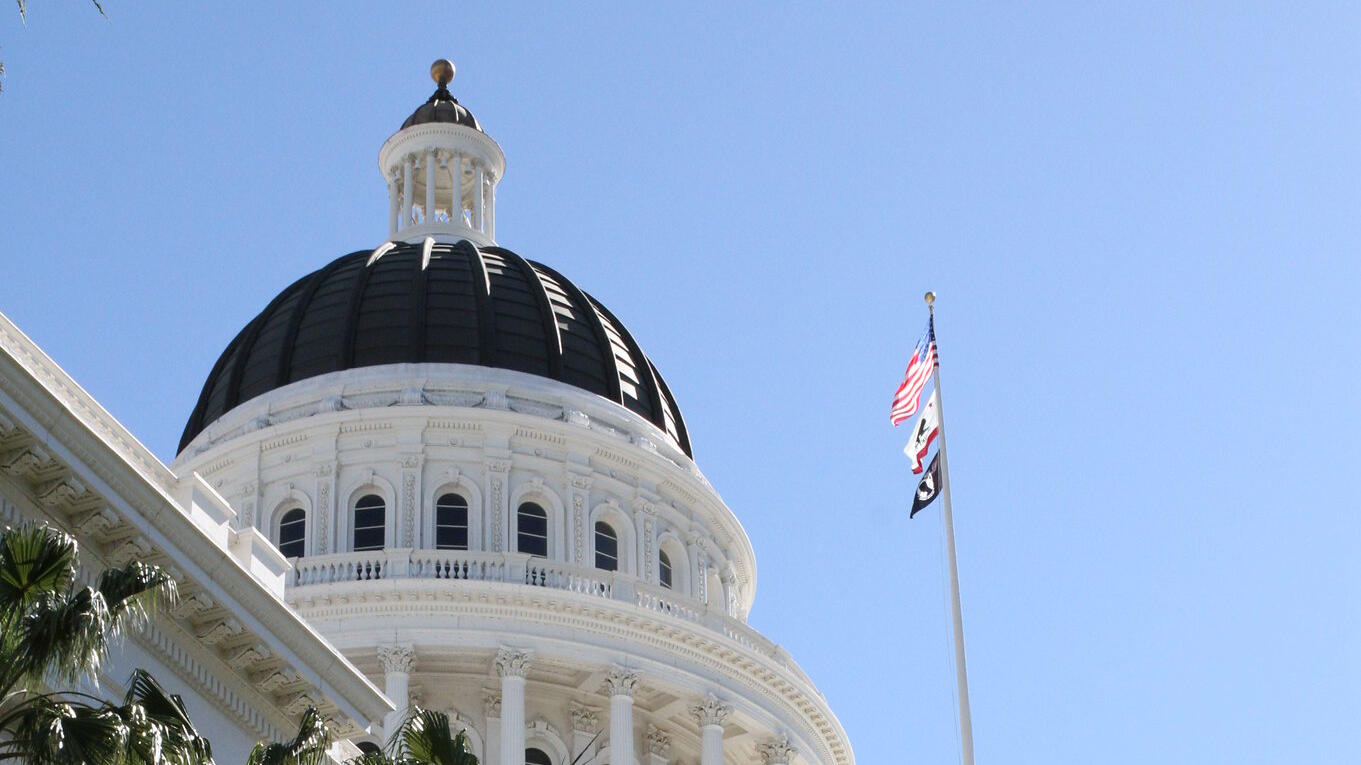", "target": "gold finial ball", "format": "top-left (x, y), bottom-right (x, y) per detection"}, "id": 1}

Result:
top-left (431, 59), bottom-right (455, 87)
top-left (924, 291), bottom-right (936, 306)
